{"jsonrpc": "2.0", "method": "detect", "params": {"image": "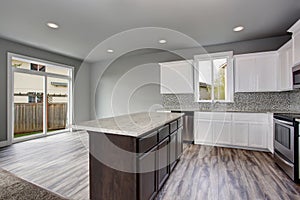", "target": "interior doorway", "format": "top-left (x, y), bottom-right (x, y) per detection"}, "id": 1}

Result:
top-left (7, 53), bottom-right (74, 143)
